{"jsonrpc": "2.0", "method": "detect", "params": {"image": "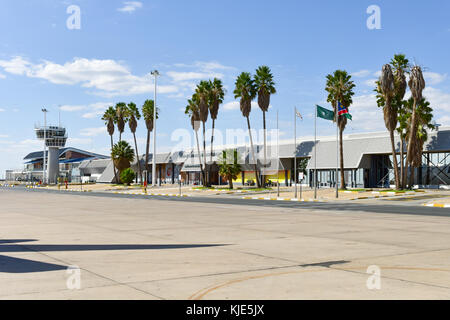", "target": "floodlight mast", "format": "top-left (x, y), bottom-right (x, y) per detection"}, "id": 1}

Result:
top-left (41, 108), bottom-right (48, 184)
top-left (151, 70), bottom-right (160, 186)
